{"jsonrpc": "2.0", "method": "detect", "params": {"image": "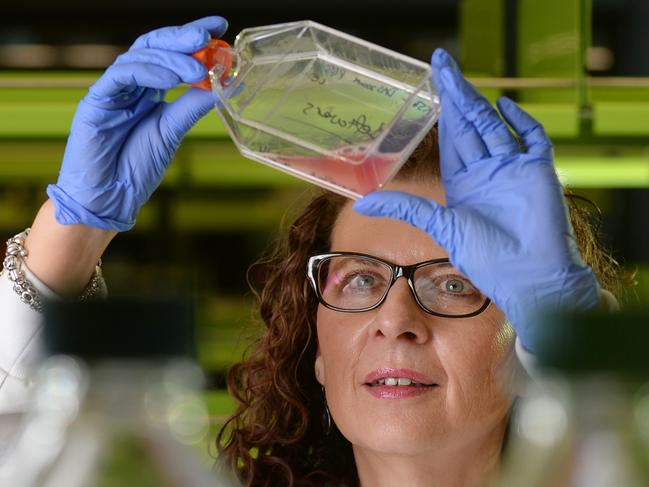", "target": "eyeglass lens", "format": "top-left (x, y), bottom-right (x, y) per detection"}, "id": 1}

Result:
top-left (317, 255), bottom-right (486, 315)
